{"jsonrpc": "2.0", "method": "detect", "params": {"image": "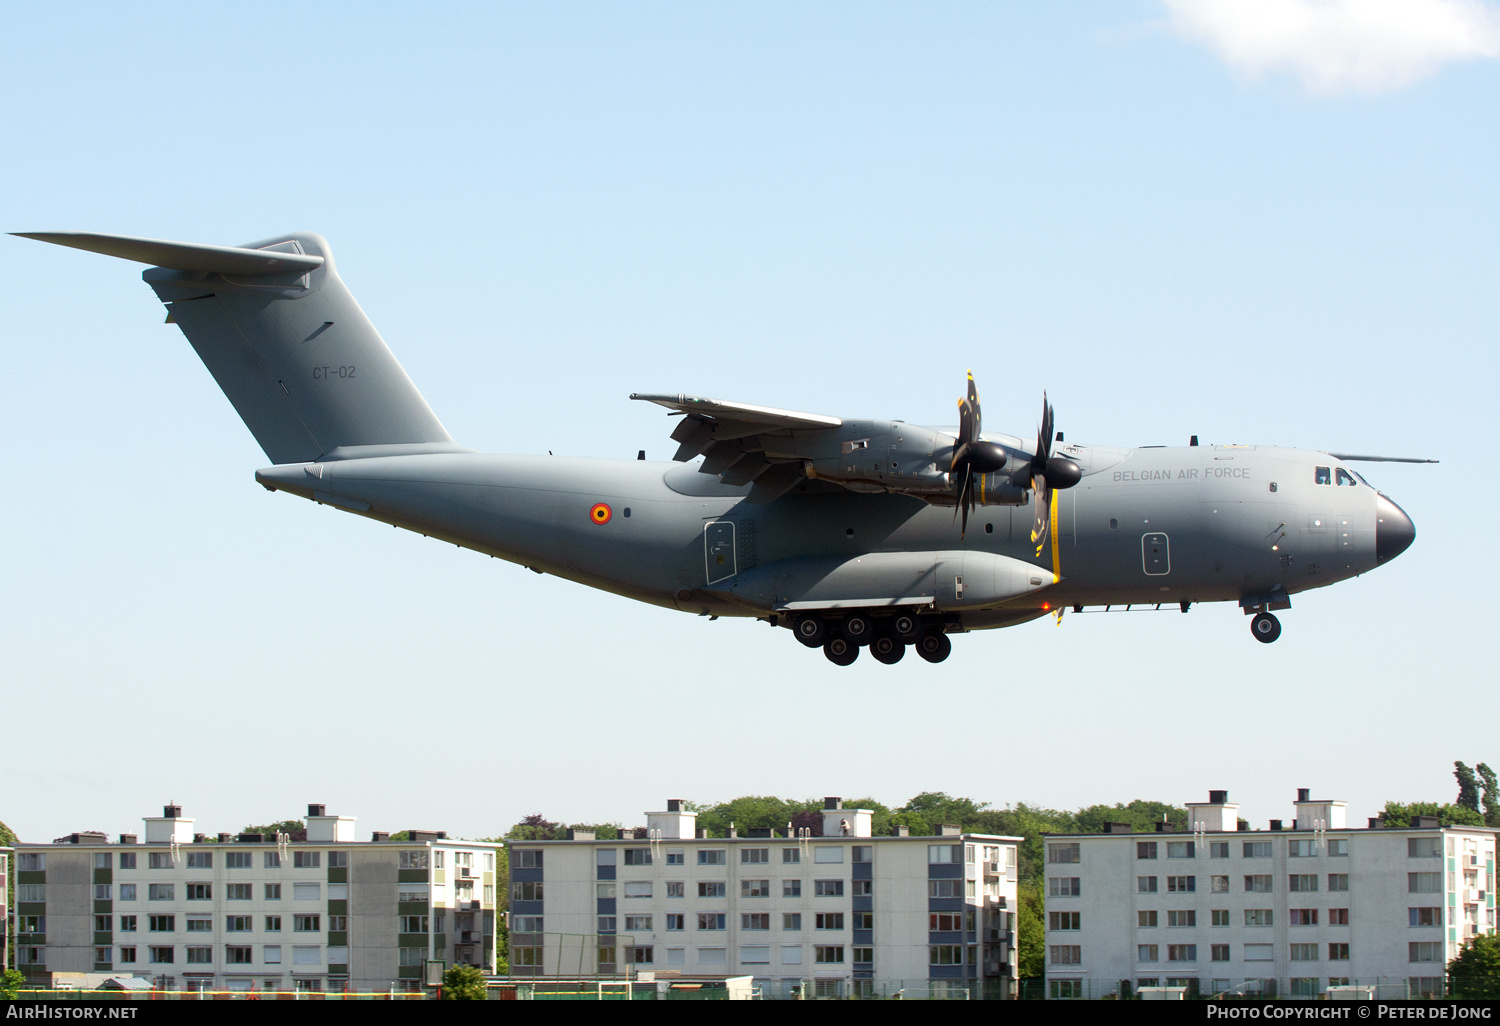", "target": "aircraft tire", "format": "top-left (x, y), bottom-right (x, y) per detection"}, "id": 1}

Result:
top-left (890, 613), bottom-right (920, 643)
top-left (870, 636), bottom-right (905, 665)
top-left (793, 614), bottom-right (827, 648)
top-left (916, 631), bottom-right (952, 663)
top-left (841, 612), bottom-right (875, 646)
top-left (1250, 612), bottom-right (1281, 644)
top-left (824, 637), bottom-right (859, 666)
